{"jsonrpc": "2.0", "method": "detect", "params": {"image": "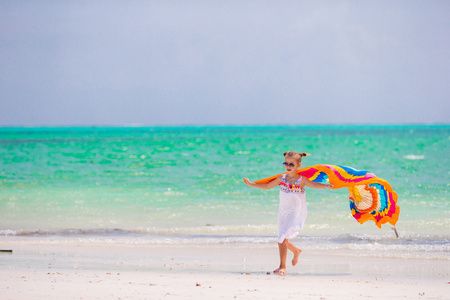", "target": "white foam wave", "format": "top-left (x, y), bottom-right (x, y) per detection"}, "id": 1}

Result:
top-left (0, 225), bottom-right (278, 237)
top-left (404, 154), bottom-right (425, 160)
top-left (2, 229), bottom-right (449, 260)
